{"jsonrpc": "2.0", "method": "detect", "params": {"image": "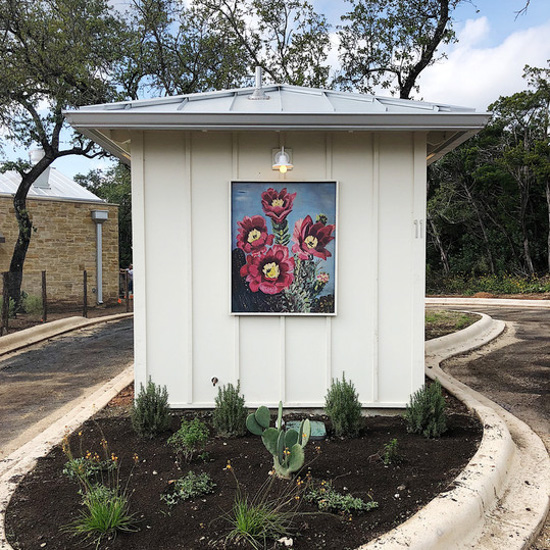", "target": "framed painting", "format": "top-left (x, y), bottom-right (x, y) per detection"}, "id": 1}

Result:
top-left (231, 181), bottom-right (337, 315)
